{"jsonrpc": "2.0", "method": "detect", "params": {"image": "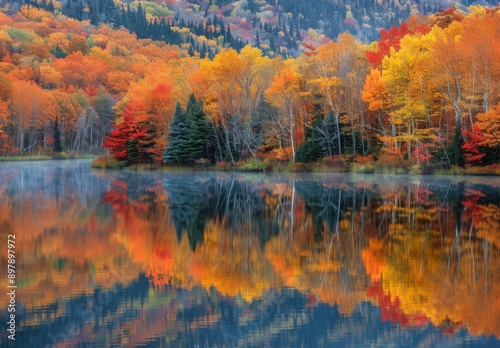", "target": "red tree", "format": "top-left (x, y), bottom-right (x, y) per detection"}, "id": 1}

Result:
top-left (462, 124), bottom-right (487, 163)
top-left (103, 110), bottom-right (136, 161)
top-left (103, 101), bottom-right (158, 163)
